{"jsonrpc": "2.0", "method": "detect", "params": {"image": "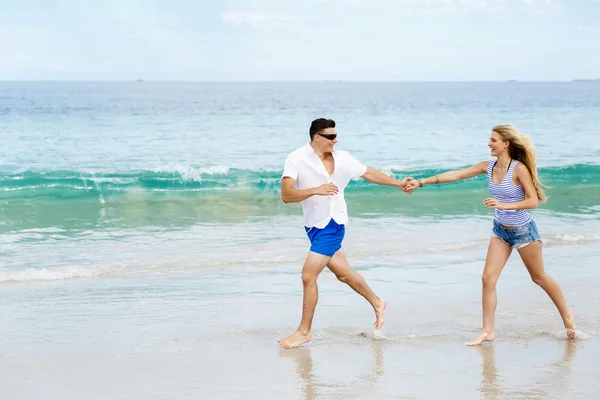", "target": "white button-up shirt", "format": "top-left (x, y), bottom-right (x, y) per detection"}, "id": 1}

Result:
top-left (282, 143), bottom-right (367, 229)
